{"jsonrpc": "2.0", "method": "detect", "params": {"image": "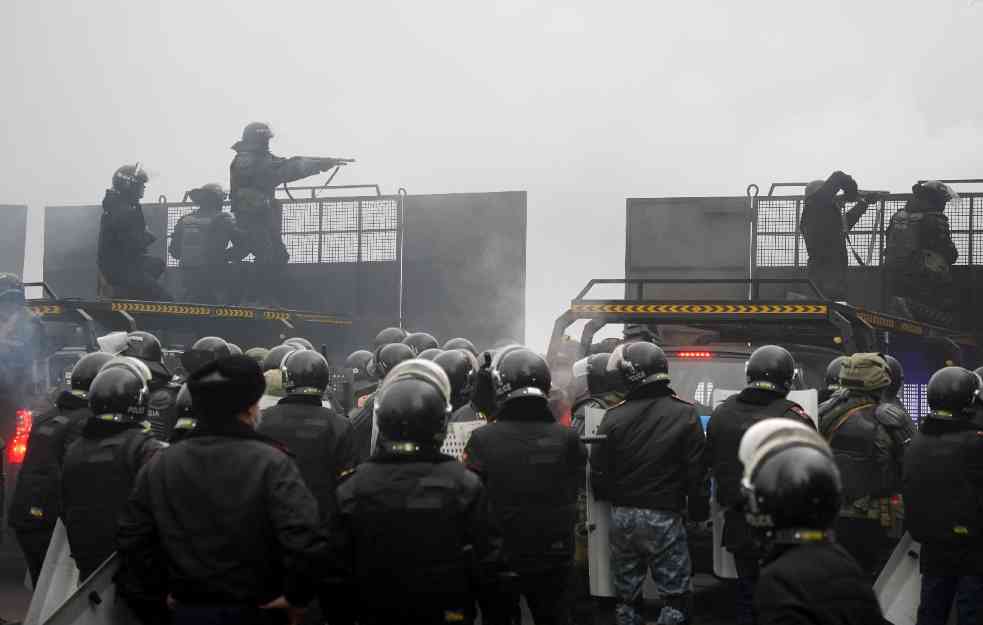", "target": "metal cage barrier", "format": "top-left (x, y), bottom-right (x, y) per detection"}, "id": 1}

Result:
top-left (752, 193), bottom-right (983, 269)
top-left (162, 195), bottom-right (401, 268)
